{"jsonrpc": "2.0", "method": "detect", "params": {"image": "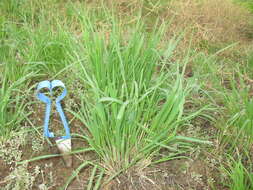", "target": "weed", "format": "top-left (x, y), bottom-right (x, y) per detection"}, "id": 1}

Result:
top-left (220, 68), bottom-right (253, 153)
top-left (23, 25), bottom-right (75, 76)
top-left (0, 131), bottom-right (26, 165)
top-left (0, 70), bottom-right (33, 136)
top-left (3, 163), bottom-right (39, 190)
top-left (221, 156), bottom-right (253, 190)
top-left (69, 10), bottom-right (211, 178)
